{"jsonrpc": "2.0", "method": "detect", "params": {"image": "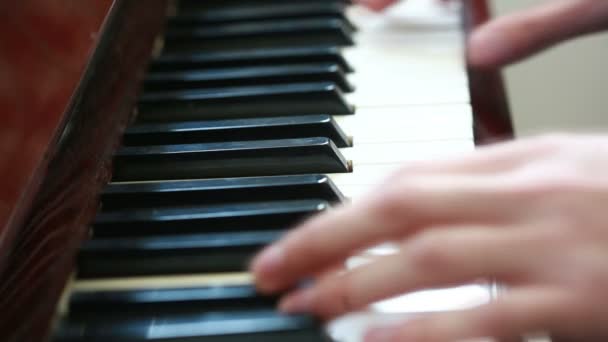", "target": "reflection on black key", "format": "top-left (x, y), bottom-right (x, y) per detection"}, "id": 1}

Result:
top-left (112, 137), bottom-right (350, 181)
top-left (144, 63), bottom-right (353, 93)
top-left (102, 175), bottom-right (343, 210)
top-left (164, 18), bottom-right (354, 52)
top-left (172, 3), bottom-right (354, 31)
top-left (124, 115), bottom-right (351, 148)
top-left (54, 310), bottom-right (329, 342)
top-left (69, 285), bottom-right (278, 318)
top-left (138, 82), bottom-right (354, 122)
top-left (93, 199), bottom-right (328, 237)
top-left (78, 230), bottom-right (283, 278)
top-left (150, 47), bottom-right (354, 73)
